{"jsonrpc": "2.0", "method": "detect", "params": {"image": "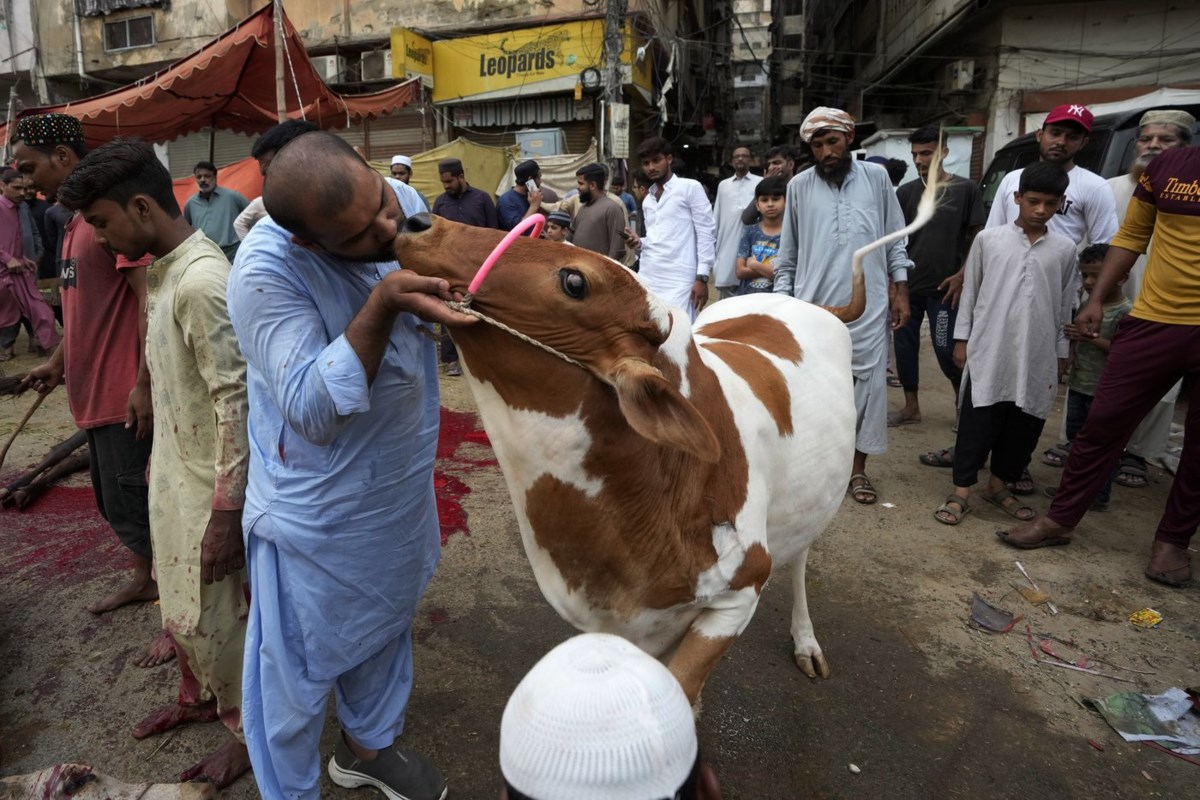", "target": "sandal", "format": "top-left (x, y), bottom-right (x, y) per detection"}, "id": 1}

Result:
top-left (1006, 468), bottom-right (1035, 496)
top-left (1041, 443), bottom-right (1070, 468)
top-left (934, 494), bottom-right (970, 526)
top-left (984, 488), bottom-right (1036, 521)
top-left (847, 473), bottom-right (877, 505)
top-left (1116, 455), bottom-right (1149, 488)
top-left (918, 447), bottom-right (955, 468)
